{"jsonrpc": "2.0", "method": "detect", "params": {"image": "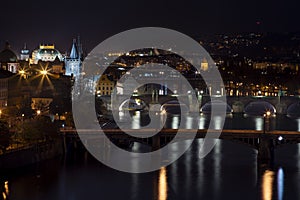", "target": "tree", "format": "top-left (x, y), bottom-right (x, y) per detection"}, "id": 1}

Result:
top-left (0, 119), bottom-right (10, 153)
top-left (21, 116), bottom-right (58, 143)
